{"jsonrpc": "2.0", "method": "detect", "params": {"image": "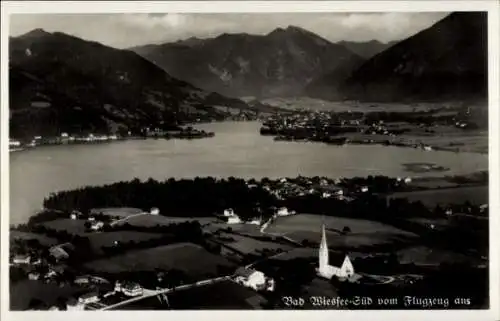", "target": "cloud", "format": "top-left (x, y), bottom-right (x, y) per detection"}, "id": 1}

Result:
top-left (9, 12), bottom-right (450, 48)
